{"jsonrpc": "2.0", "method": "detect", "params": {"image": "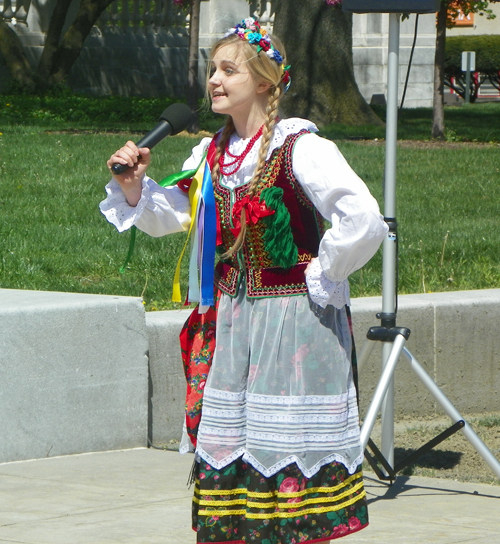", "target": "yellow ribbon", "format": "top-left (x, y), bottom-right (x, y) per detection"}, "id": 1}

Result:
top-left (171, 157), bottom-right (206, 302)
